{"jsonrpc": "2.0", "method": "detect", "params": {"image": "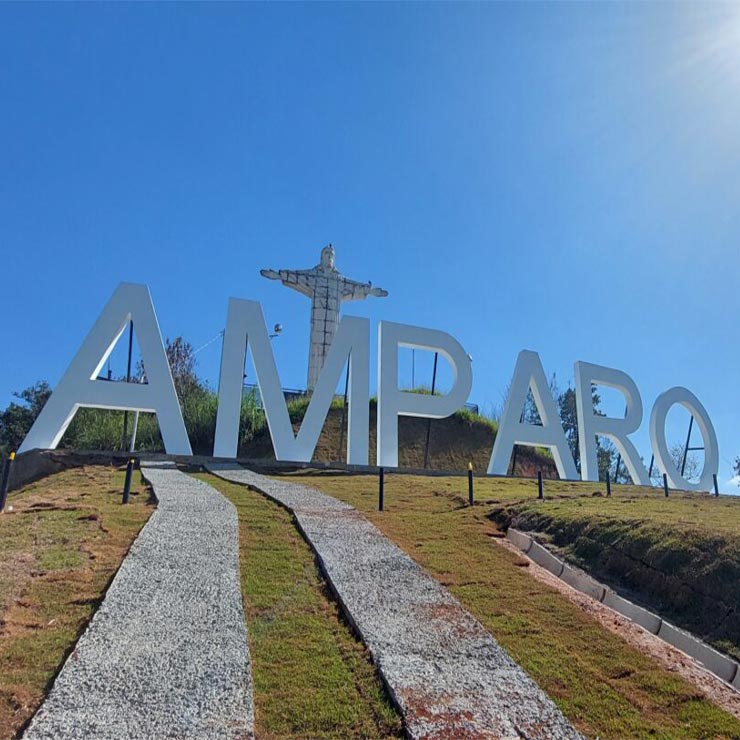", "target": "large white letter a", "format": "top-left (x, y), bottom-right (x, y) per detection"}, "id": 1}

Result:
top-left (19, 283), bottom-right (192, 455)
top-left (488, 350), bottom-right (577, 479)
